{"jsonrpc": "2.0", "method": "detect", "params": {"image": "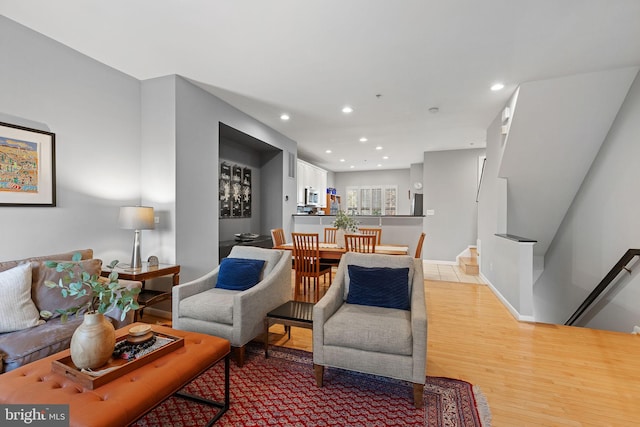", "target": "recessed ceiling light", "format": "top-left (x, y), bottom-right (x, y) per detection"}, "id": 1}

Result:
top-left (383, 156), bottom-right (389, 160)
top-left (350, 165), bottom-right (355, 169)
top-left (491, 83), bottom-right (505, 91)
top-left (375, 146), bottom-right (383, 150)
top-left (359, 137), bottom-right (368, 142)
top-left (280, 114), bottom-right (290, 120)
top-left (340, 159), bottom-right (345, 162)
top-left (325, 149), bottom-right (332, 154)
top-left (342, 106), bottom-right (353, 114)
top-left (377, 164), bottom-right (382, 167)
